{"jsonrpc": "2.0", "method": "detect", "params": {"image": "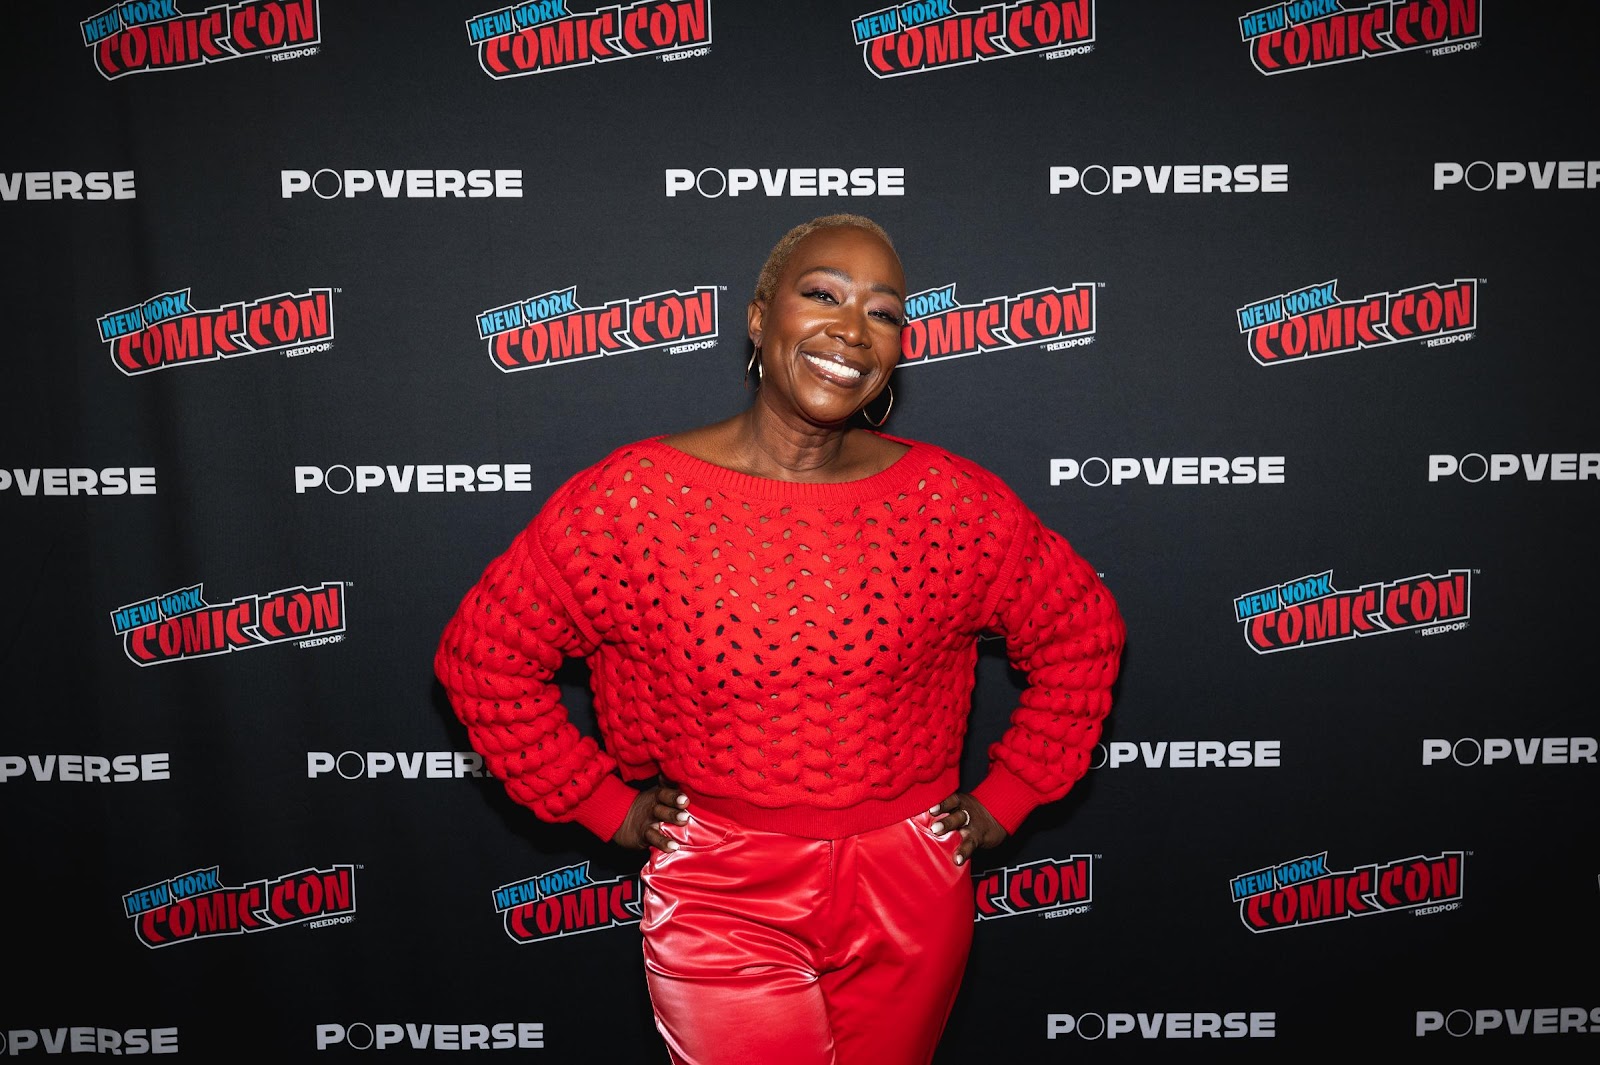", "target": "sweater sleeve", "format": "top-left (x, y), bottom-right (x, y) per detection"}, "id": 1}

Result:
top-left (968, 499), bottom-right (1126, 835)
top-left (433, 517), bottom-right (641, 843)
